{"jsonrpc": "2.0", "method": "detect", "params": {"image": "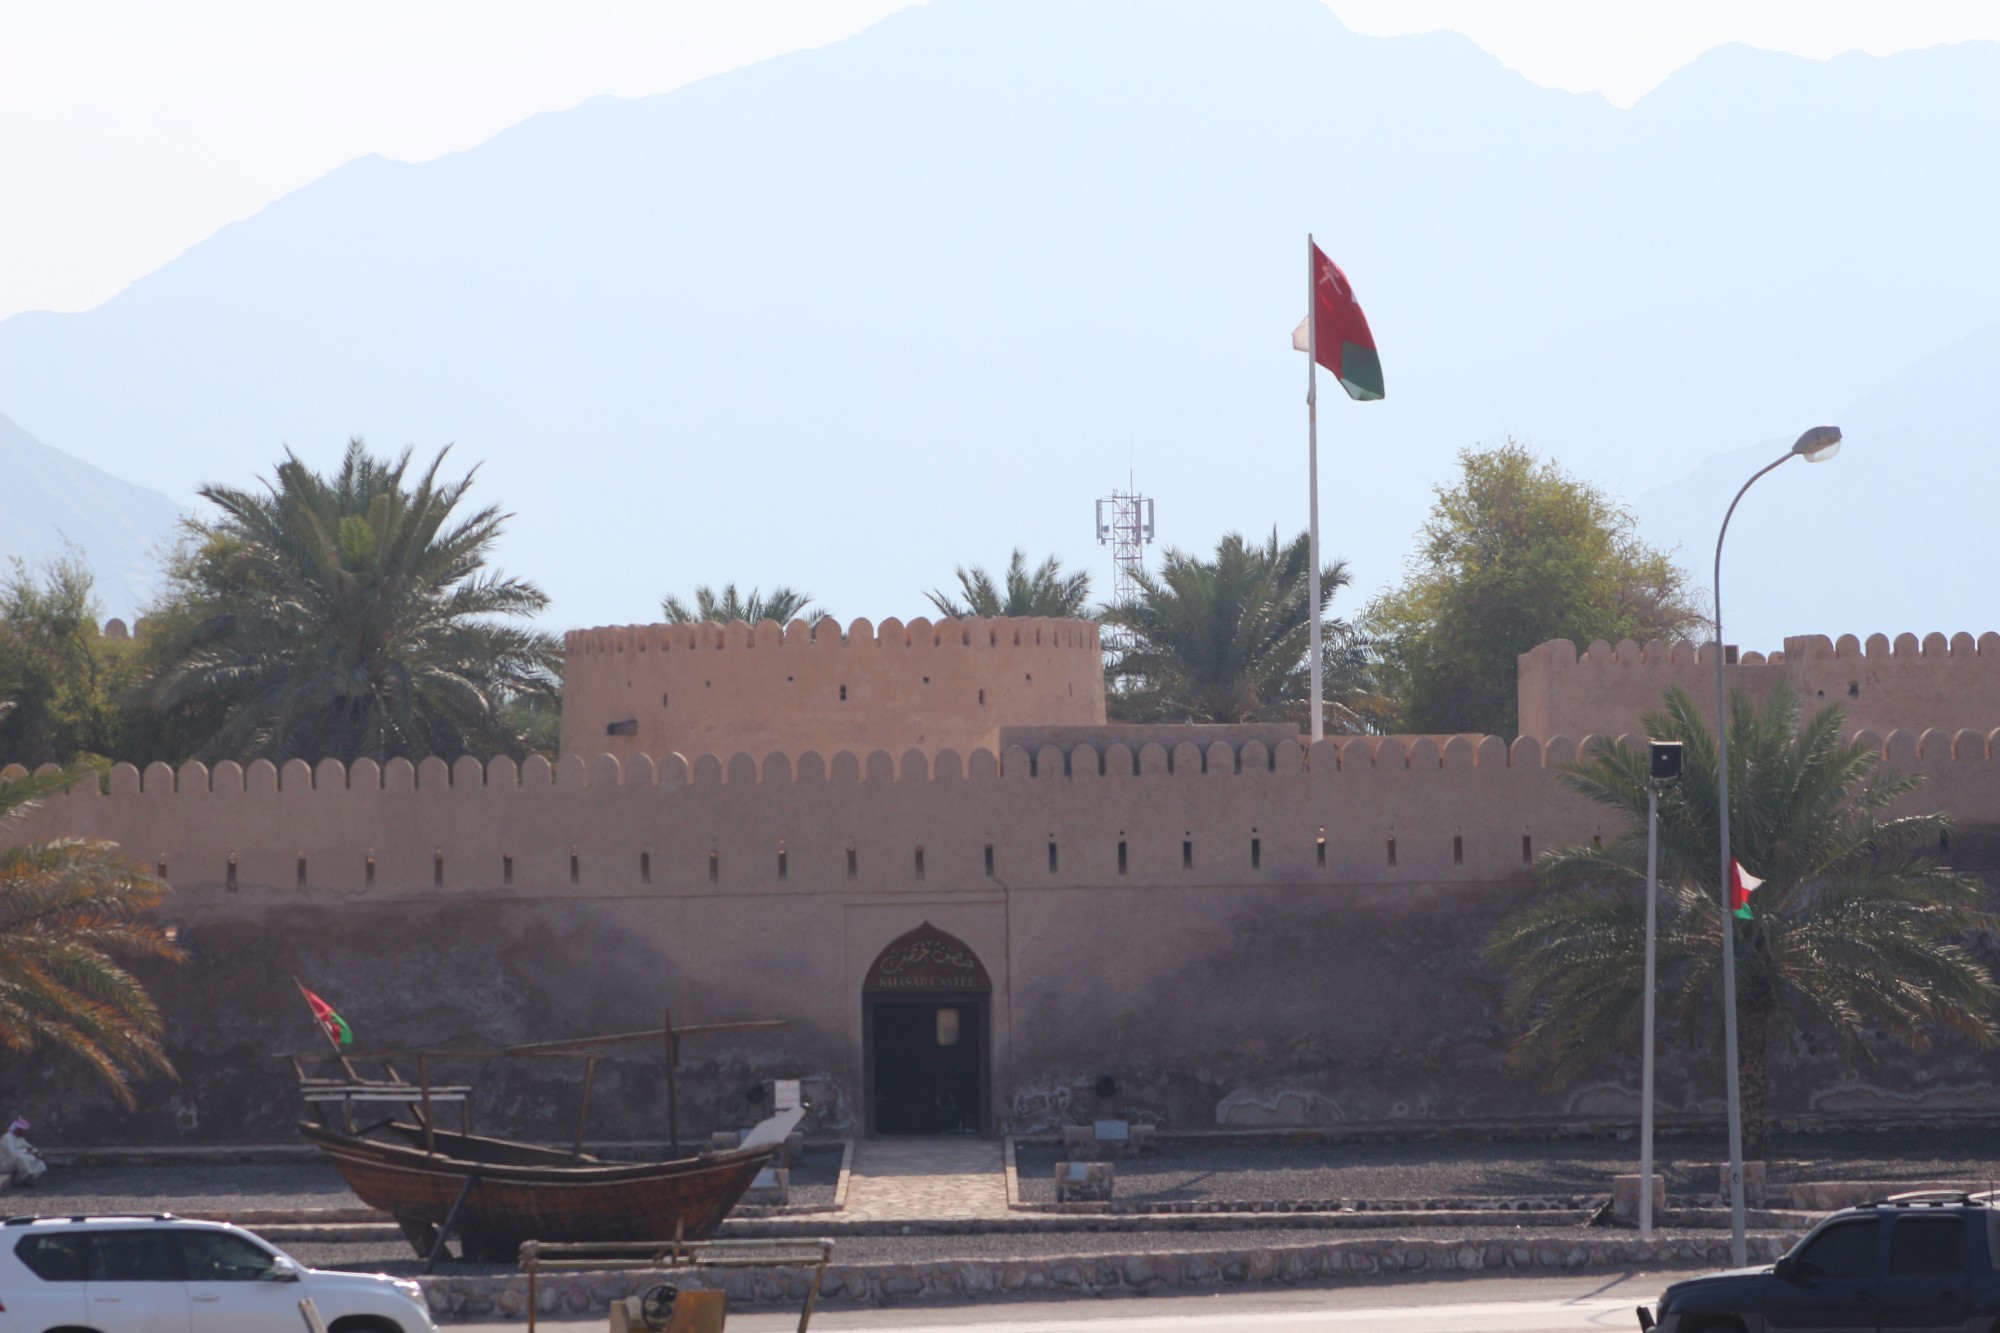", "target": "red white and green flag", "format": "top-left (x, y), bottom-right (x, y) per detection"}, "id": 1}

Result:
top-left (296, 982), bottom-right (354, 1049)
top-left (1730, 860), bottom-right (1764, 921)
top-left (1292, 241), bottom-right (1384, 401)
